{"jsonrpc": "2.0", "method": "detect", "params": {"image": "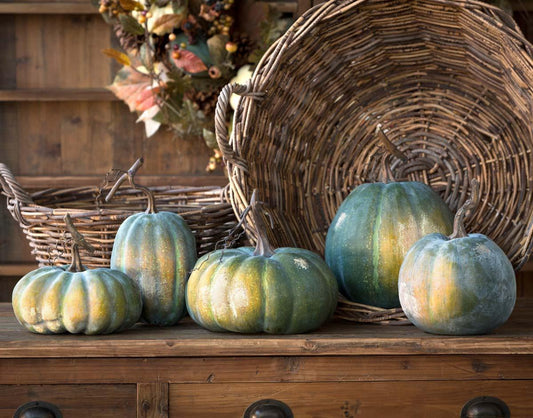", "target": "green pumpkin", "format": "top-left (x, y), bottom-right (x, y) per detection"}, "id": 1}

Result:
top-left (12, 225), bottom-right (142, 335)
top-left (186, 191), bottom-right (338, 334)
top-left (399, 182), bottom-right (516, 335)
top-left (110, 191), bottom-right (197, 326)
top-left (325, 181), bottom-right (454, 308)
